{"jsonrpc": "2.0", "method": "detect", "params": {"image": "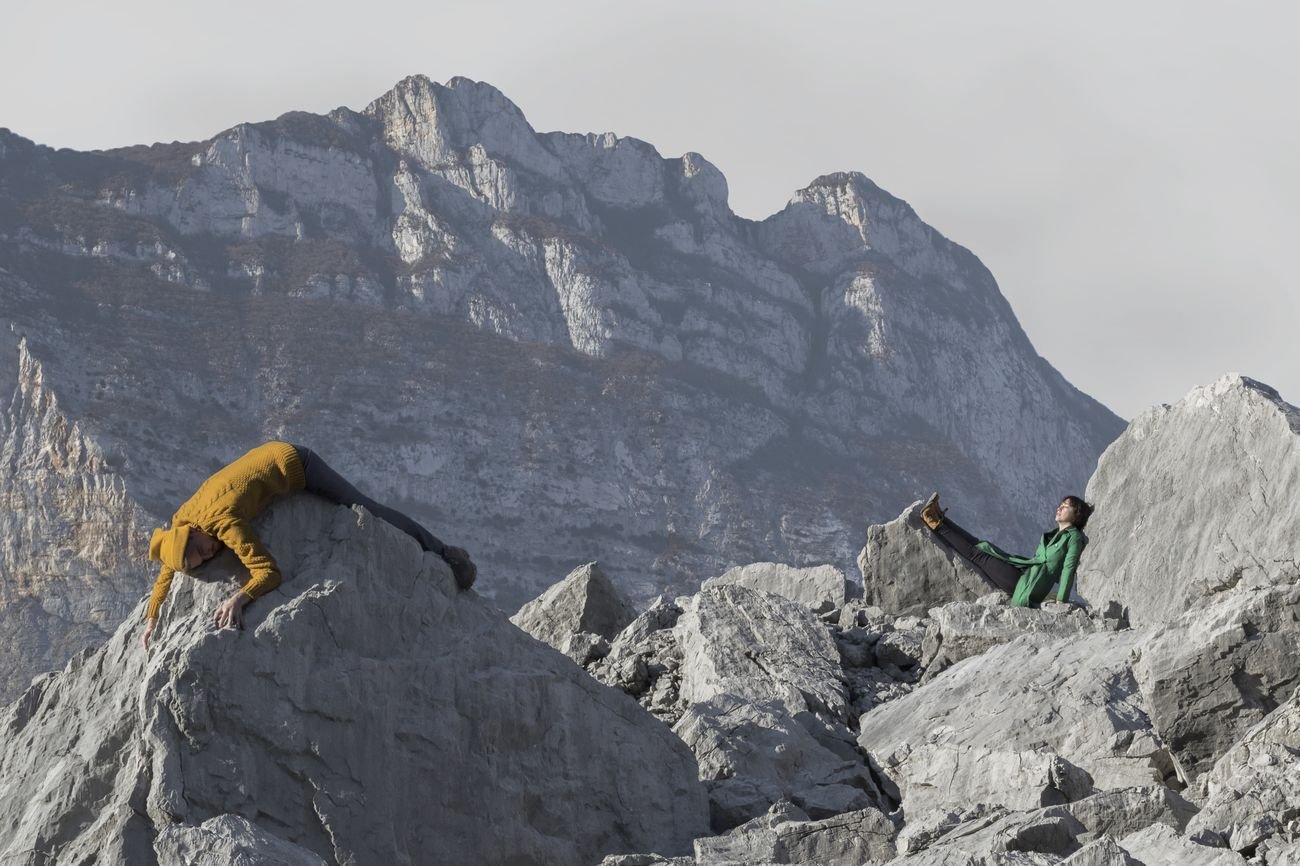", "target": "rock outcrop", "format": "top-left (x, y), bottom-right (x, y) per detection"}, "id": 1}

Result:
top-left (510, 560), bottom-right (633, 663)
top-left (1082, 375), bottom-right (1300, 625)
top-left (702, 562), bottom-right (855, 616)
top-left (856, 501), bottom-right (993, 617)
top-left (0, 330), bottom-right (152, 702)
top-left (0, 497), bottom-right (708, 865)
